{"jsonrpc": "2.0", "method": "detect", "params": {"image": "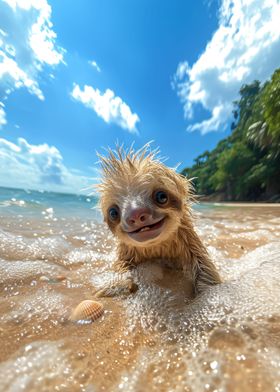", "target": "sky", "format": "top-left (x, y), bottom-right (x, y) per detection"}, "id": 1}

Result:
top-left (0, 0), bottom-right (279, 194)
